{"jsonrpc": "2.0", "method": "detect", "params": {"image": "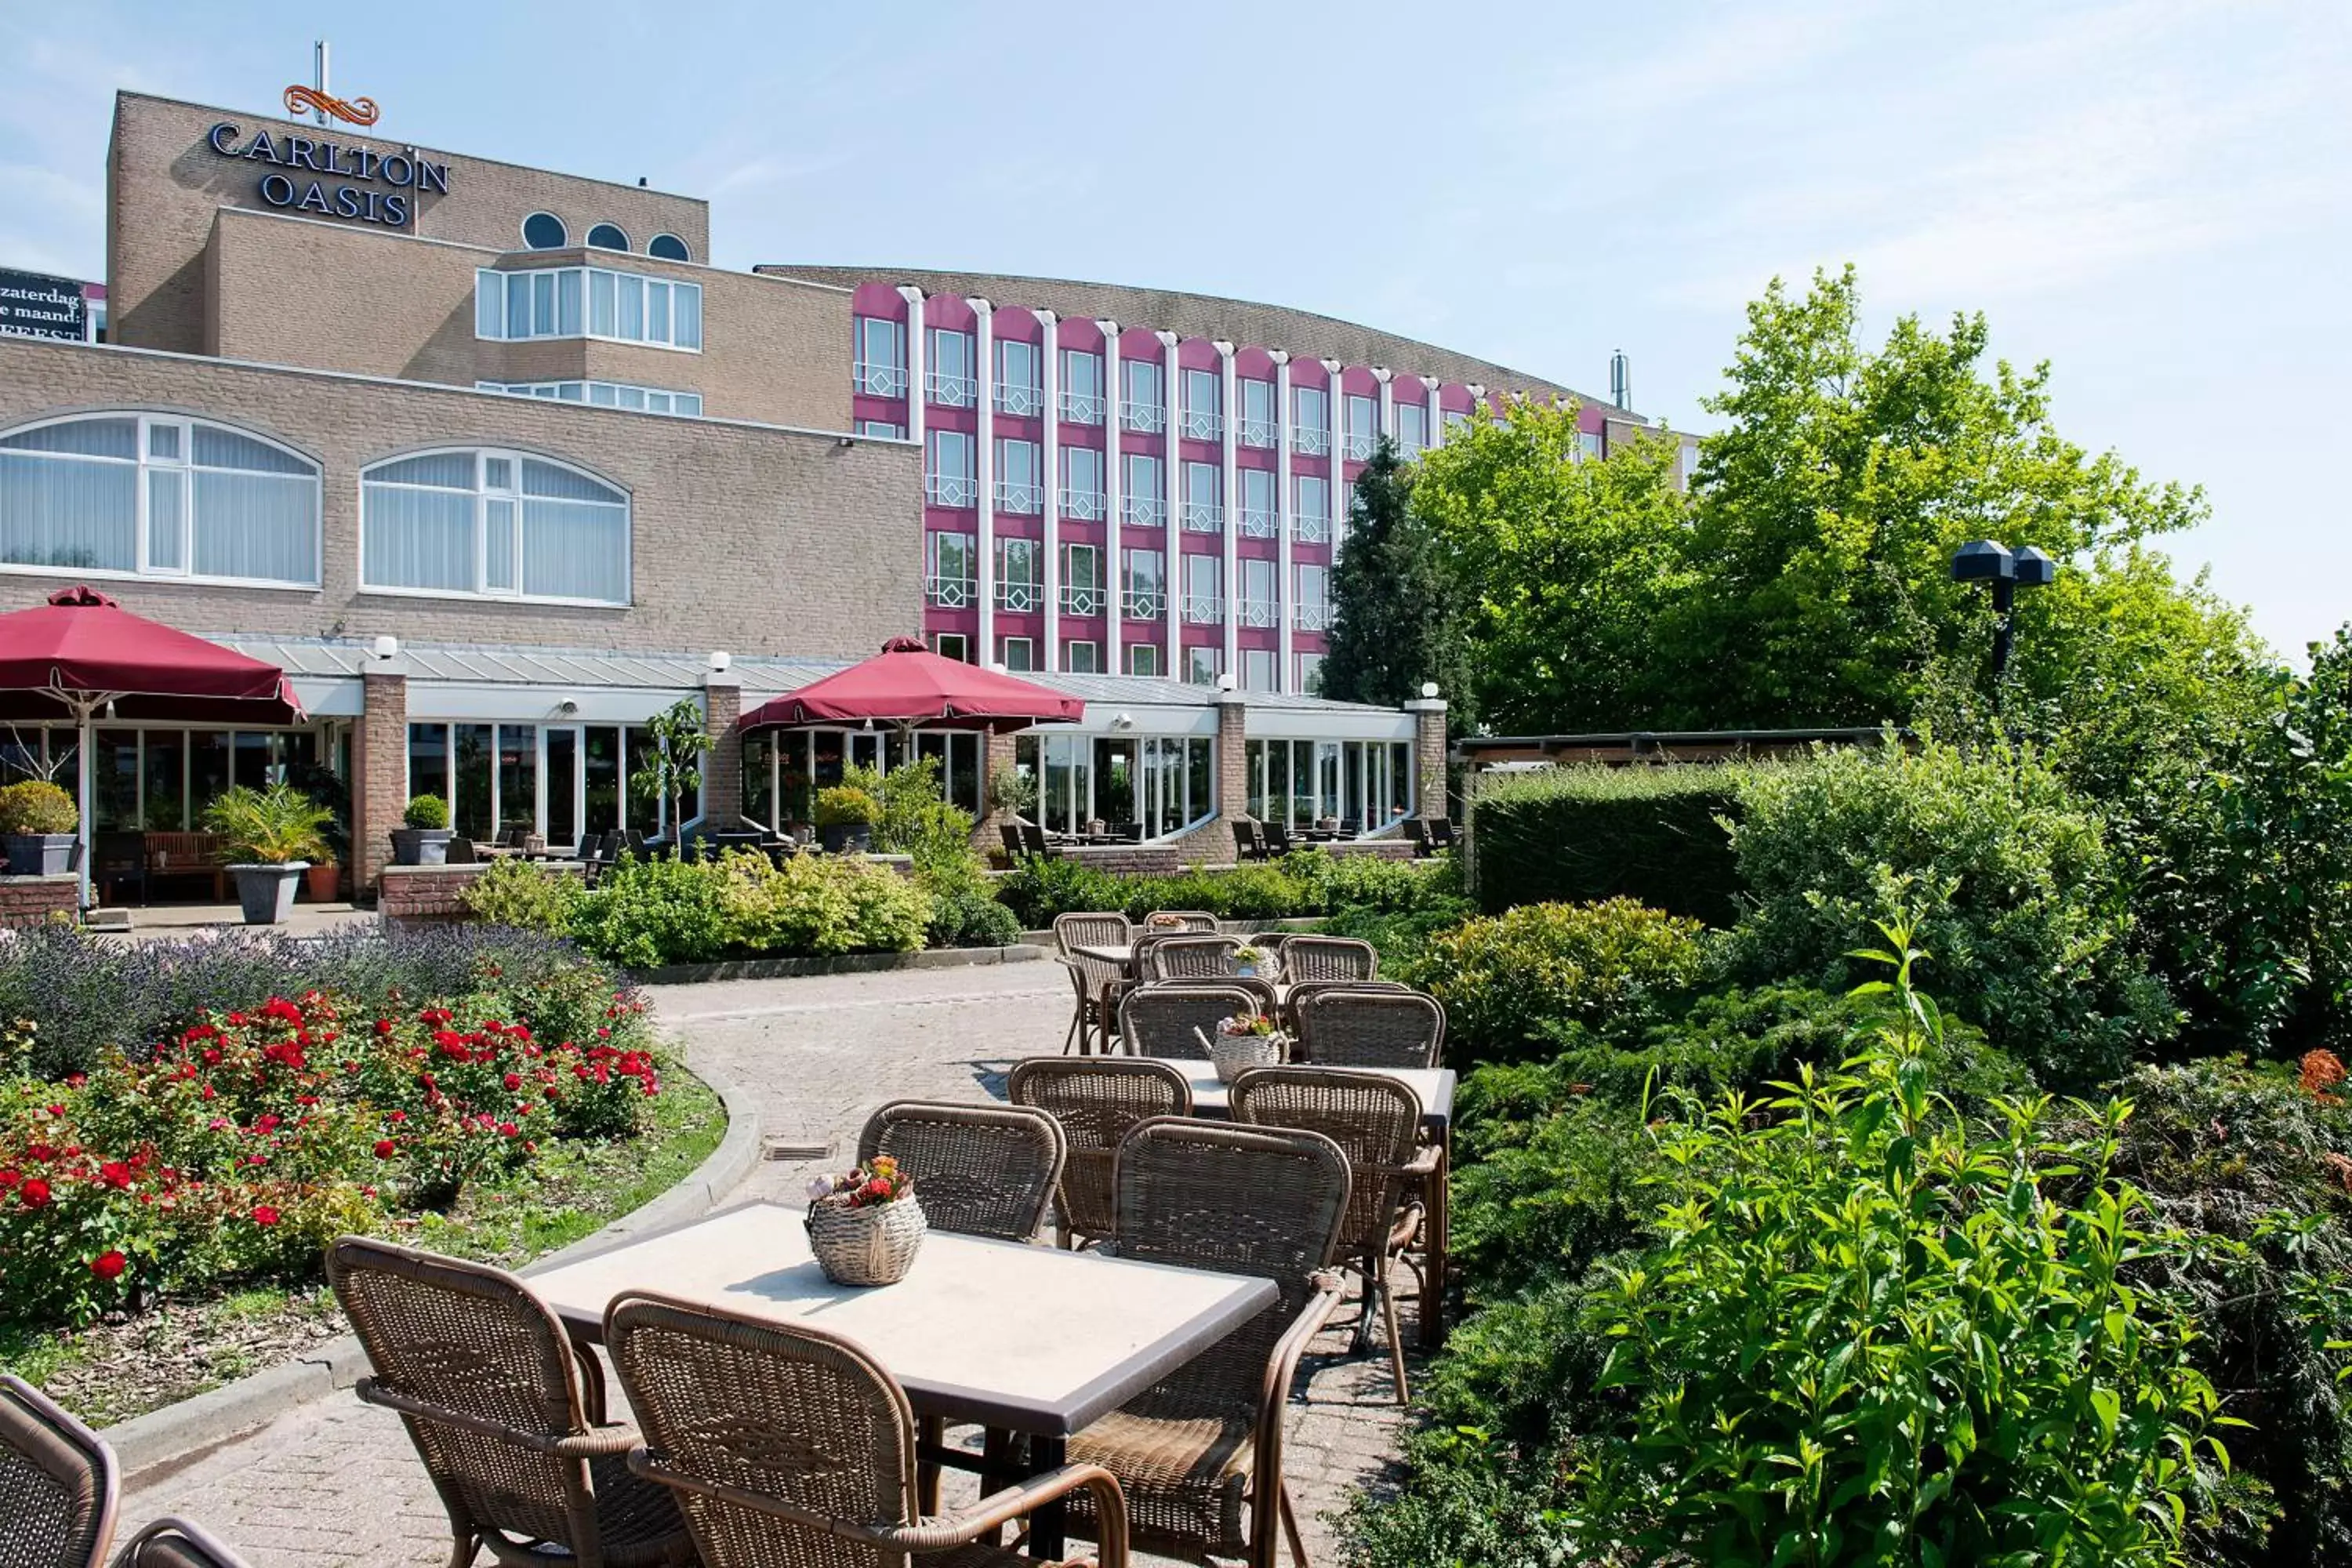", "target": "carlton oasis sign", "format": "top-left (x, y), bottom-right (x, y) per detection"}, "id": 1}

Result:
top-left (205, 119), bottom-right (450, 228)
